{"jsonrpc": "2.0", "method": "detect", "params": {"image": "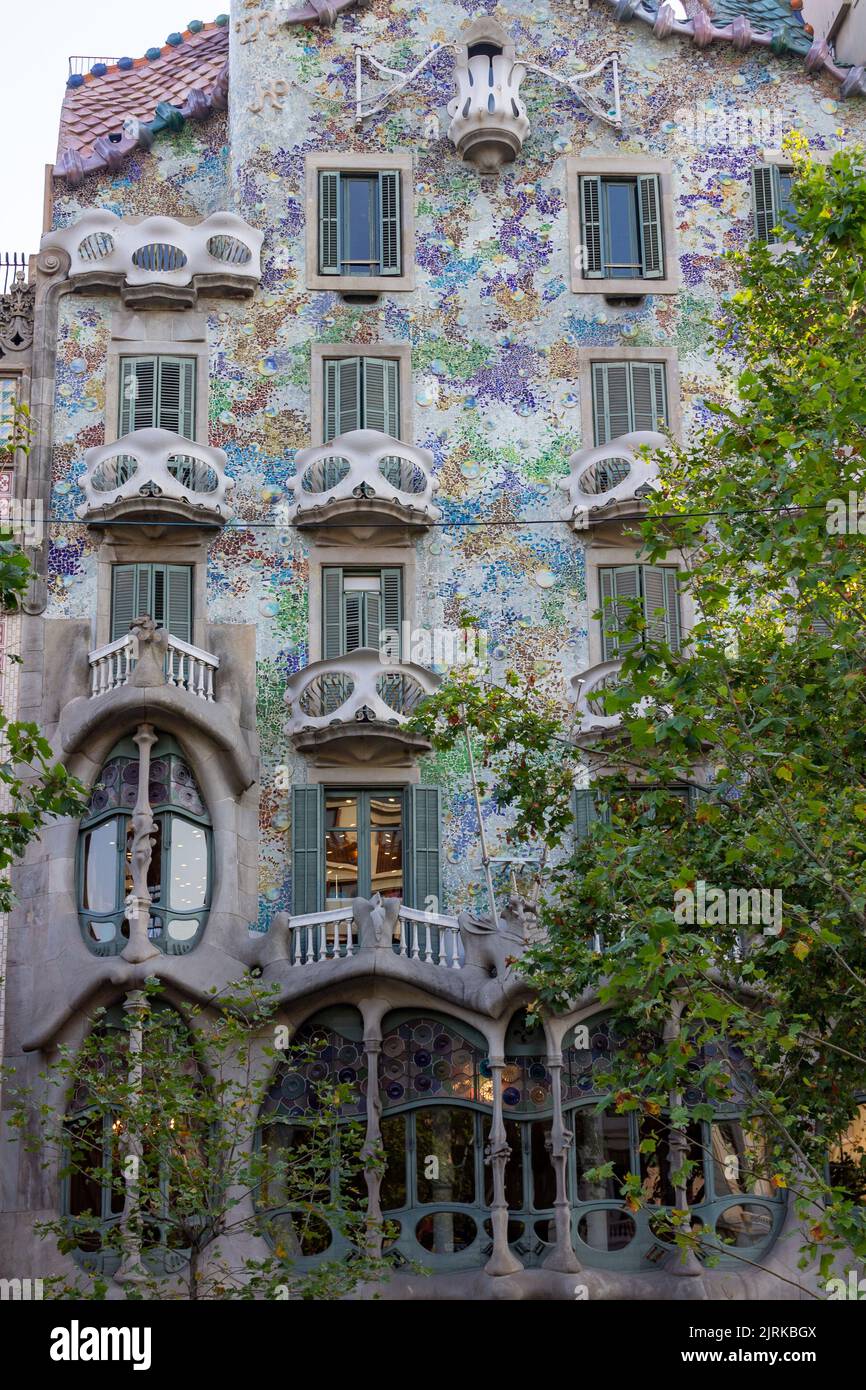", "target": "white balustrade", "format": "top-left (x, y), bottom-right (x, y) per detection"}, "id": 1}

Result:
top-left (289, 908), bottom-right (357, 965)
top-left (284, 902), bottom-right (464, 970)
top-left (88, 632), bottom-right (219, 701)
